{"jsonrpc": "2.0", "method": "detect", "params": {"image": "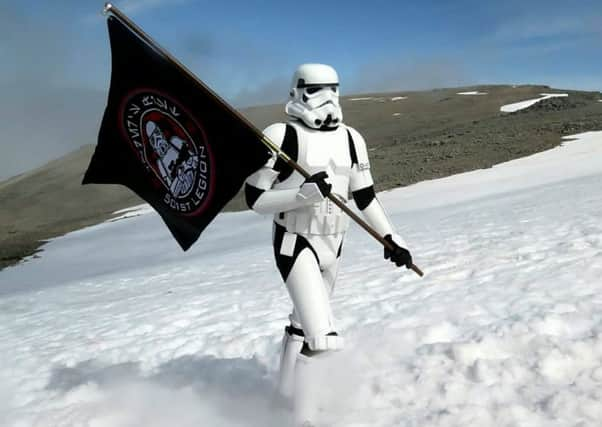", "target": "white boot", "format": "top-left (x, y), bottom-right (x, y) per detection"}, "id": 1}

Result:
top-left (277, 326), bottom-right (305, 401)
top-left (294, 351), bottom-right (334, 427)
top-left (294, 352), bottom-right (317, 426)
